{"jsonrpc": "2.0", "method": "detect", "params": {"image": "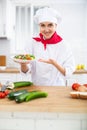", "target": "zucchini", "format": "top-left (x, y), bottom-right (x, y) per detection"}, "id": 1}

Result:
top-left (7, 81), bottom-right (33, 89)
top-left (15, 92), bottom-right (30, 103)
top-left (14, 81), bottom-right (33, 88)
top-left (7, 89), bottom-right (28, 100)
top-left (25, 91), bottom-right (48, 102)
top-left (15, 91), bottom-right (41, 103)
